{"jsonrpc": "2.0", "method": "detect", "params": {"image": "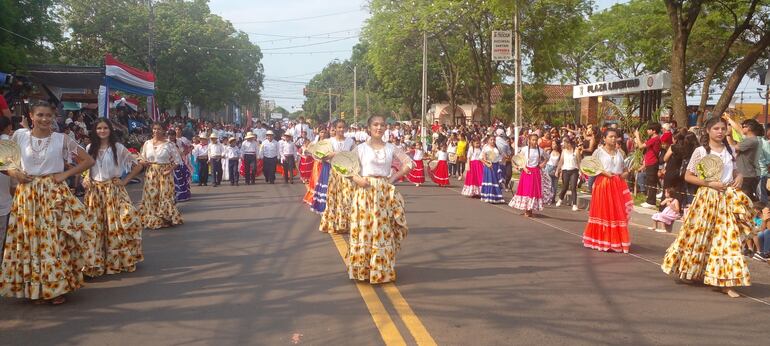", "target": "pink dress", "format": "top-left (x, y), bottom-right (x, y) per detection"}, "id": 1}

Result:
top-left (652, 206), bottom-right (680, 225)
